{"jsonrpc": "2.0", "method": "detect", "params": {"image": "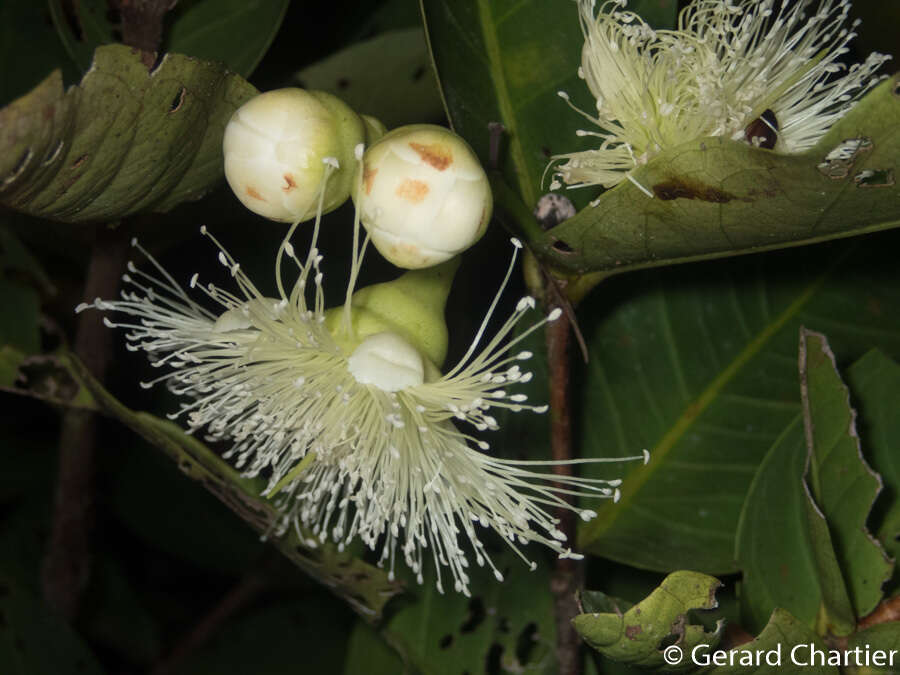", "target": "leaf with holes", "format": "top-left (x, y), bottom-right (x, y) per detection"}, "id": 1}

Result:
top-left (58, 350), bottom-right (402, 621)
top-left (522, 74), bottom-right (900, 275)
top-left (420, 0), bottom-right (678, 211)
top-left (574, 232), bottom-right (900, 573)
top-left (0, 44), bottom-right (258, 223)
top-left (798, 329), bottom-right (891, 618)
top-left (48, 0), bottom-right (288, 77)
top-left (295, 28), bottom-right (444, 129)
top-left (573, 570), bottom-right (722, 668)
top-left (377, 549), bottom-right (557, 675)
